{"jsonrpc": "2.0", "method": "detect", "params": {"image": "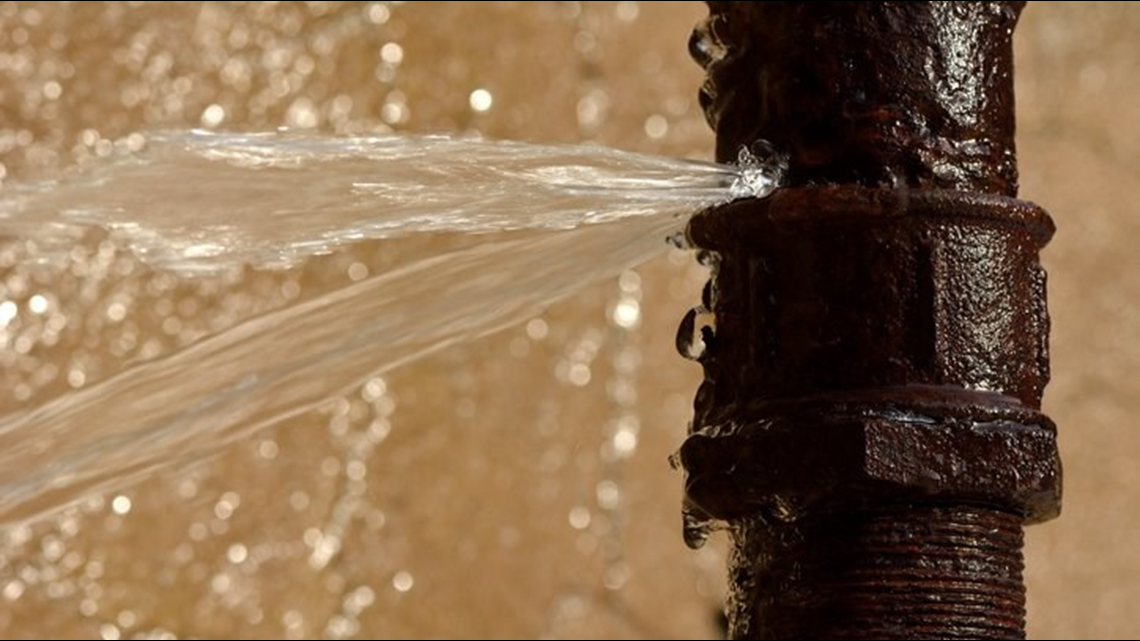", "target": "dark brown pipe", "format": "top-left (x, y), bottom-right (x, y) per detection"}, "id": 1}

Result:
top-left (678, 2), bottom-right (1061, 639)
top-left (695, 1), bottom-right (1024, 194)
